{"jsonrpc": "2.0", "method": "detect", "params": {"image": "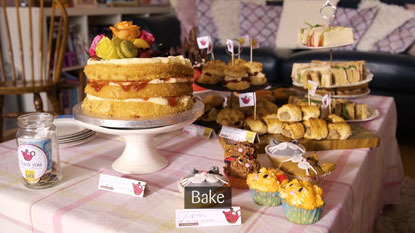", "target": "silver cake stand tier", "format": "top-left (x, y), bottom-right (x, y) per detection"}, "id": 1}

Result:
top-left (73, 100), bottom-right (204, 174)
